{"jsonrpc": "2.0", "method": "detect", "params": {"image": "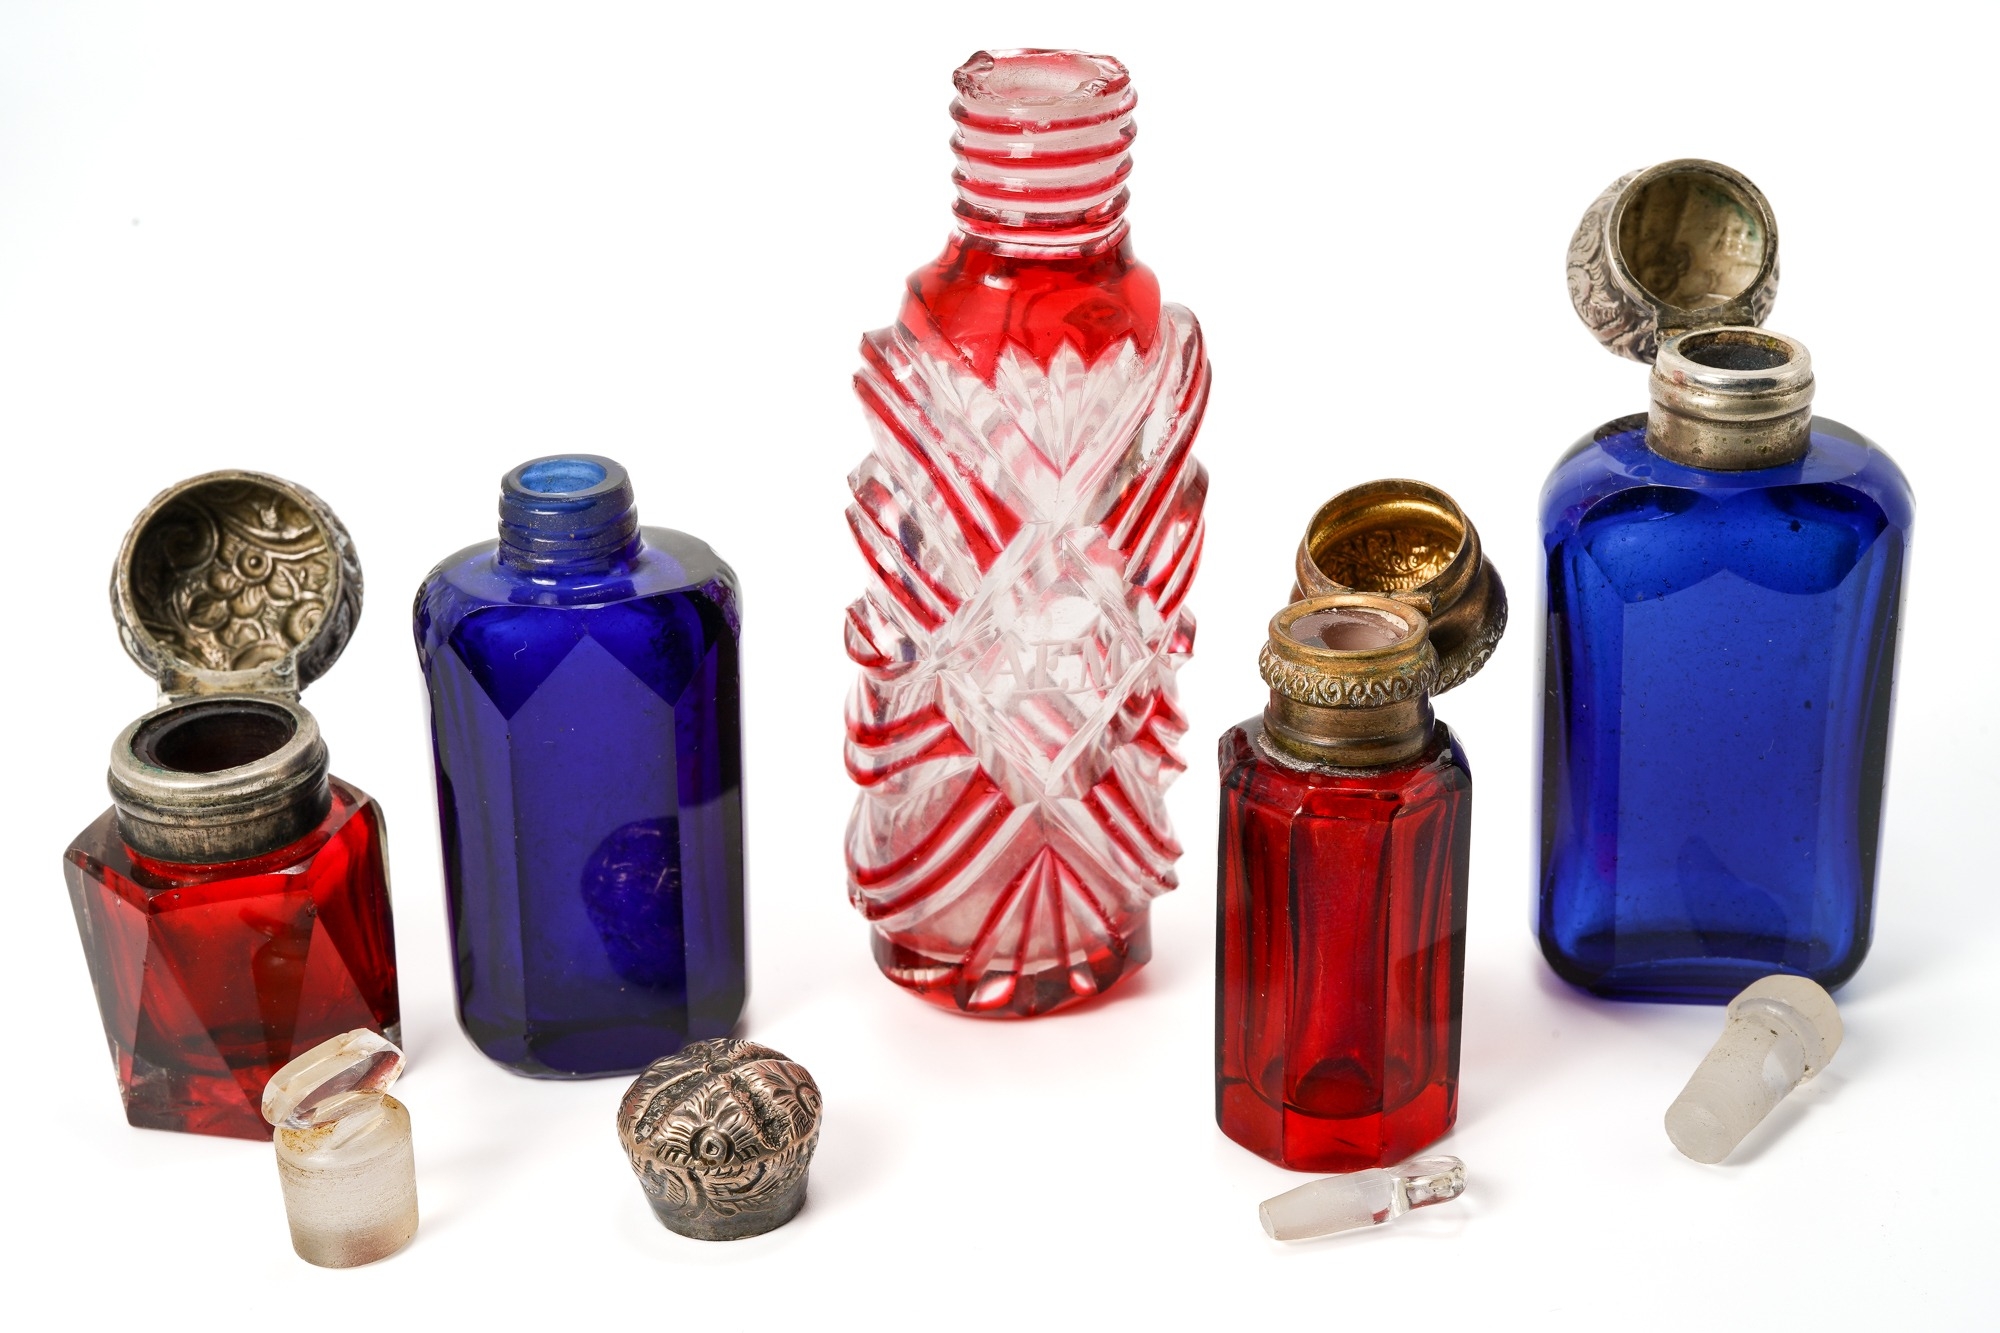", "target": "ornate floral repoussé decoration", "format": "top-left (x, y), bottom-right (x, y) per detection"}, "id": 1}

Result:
top-left (616, 1039), bottom-right (822, 1240)
top-left (114, 470), bottom-right (361, 698)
